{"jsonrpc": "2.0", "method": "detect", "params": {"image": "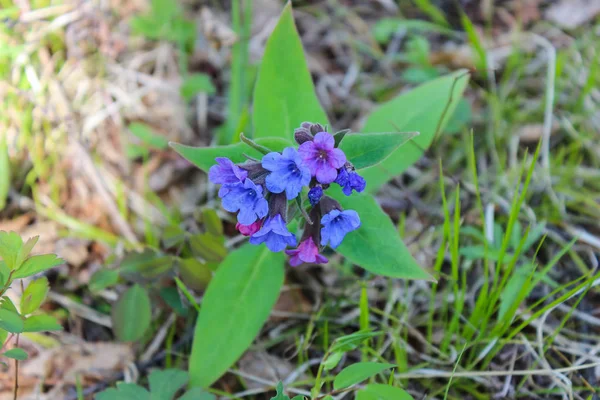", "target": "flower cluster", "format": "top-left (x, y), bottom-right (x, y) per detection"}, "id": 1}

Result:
top-left (209, 122), bottom-right (366, 266)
